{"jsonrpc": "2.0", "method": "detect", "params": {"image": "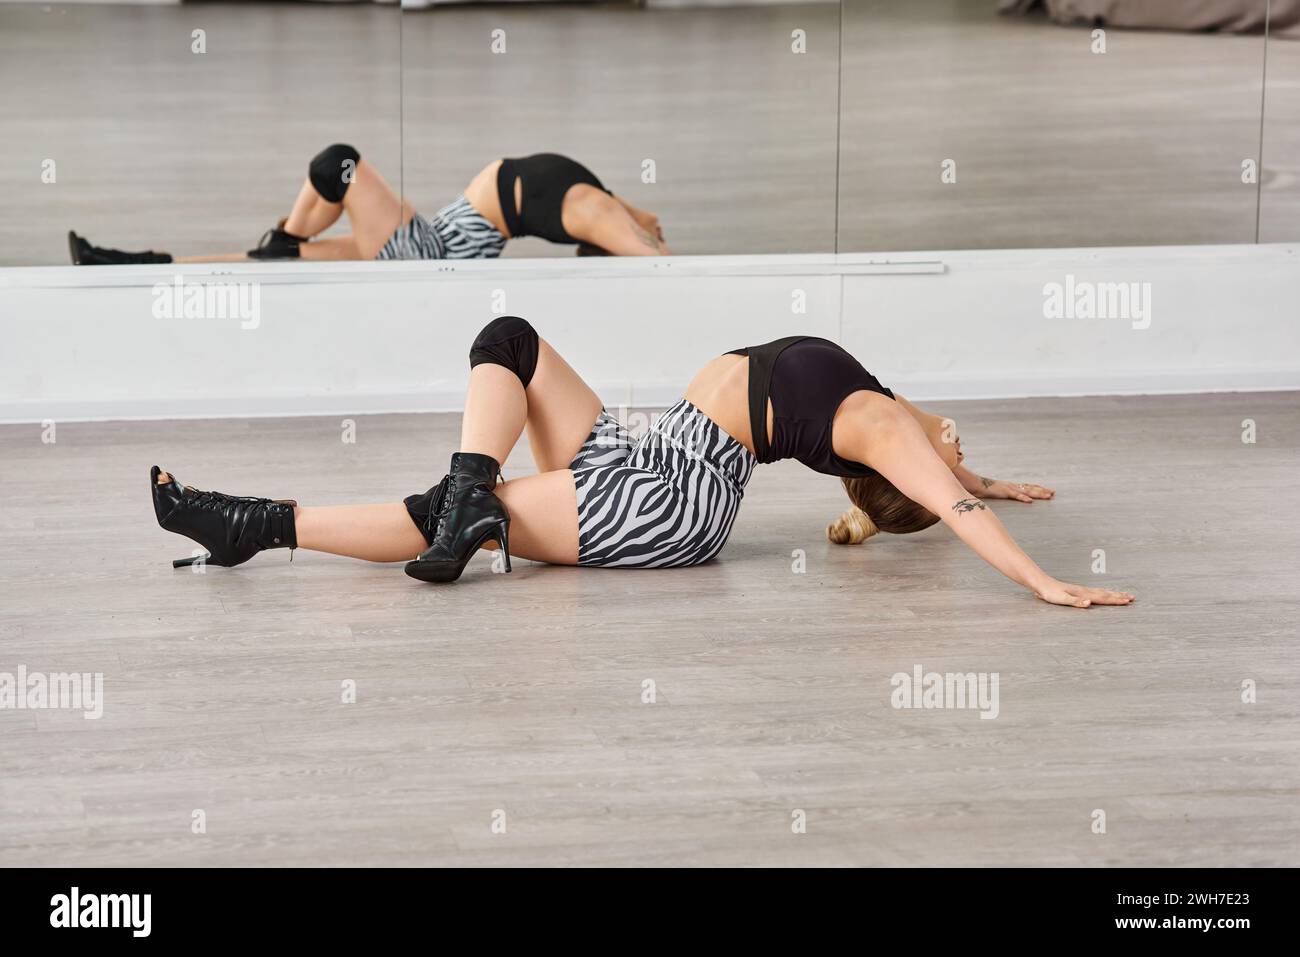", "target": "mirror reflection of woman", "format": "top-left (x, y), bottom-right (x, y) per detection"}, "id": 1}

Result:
top-left (150, 317), bottom-right (1135, 610)
top-left (70, 146), bottom-right (670, 264)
